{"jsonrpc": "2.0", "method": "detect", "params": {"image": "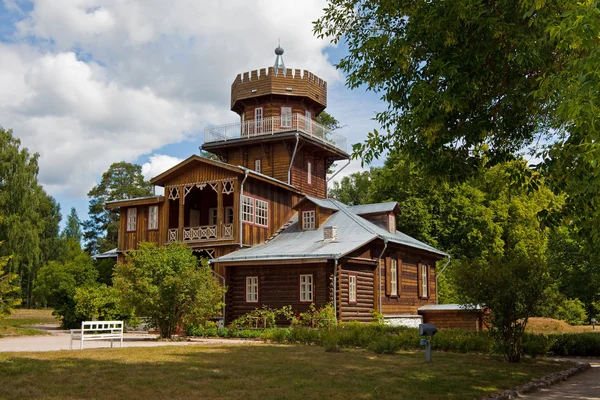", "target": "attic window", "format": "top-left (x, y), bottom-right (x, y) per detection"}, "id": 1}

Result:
top-left (388, 213), bottom-right (396, 233)
top-left (302, 210), bottom-right (315, 230)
